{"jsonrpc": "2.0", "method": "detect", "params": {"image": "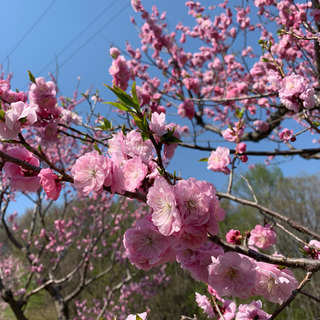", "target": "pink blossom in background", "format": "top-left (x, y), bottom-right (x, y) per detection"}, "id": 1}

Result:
top-left (147, 177), bottom-right (181, 236)
top-left (303, 240), bottom-right (320, 259)
top-left (71, 150), bottom-right (113, 196)
top-left (178, 99), bottom-right (195, 120)
top-left (236, 300), bottom-right (271, 320)
top-left (109, 55), bottom-right (131, 91)
top-left (123, 218), bottom-right (174, 271)
top-left (248, 224), bottom-right (277, 250)
top-left (207, 147), bottom-right (231, 174)
top-left (38, 168), bottom-right (62, 201)
top-left (3, 147), bottom-right (41, 192)
top-left (254, 262), bottom-right (298, 304)
top-left (279, 73), bottom-right (315, 112)
top-left (279, 128), bottom-right (294, 143)
top-left (60, 109), bottom-right (82, 125)
top-left (195, 292), bottom-right (215, 318)
top-left (131, 0), bottom-right (144, 13)
top-left (208, 252), bottom-right (256, 299)
top-left (29, 77), bottom-right (58, 119)
top-left (253, 120), bottom-right (269, 132)
top-left (109, 47), bottom-right (121, 59)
